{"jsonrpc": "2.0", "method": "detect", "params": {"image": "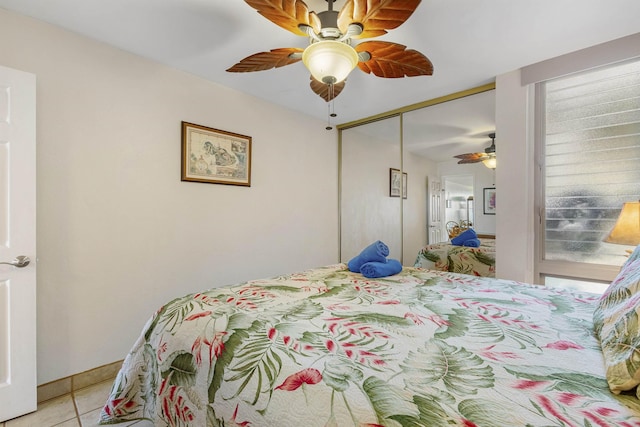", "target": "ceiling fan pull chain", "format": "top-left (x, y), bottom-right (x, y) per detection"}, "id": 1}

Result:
top-left (326, 83), bottom-right (336, 130)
